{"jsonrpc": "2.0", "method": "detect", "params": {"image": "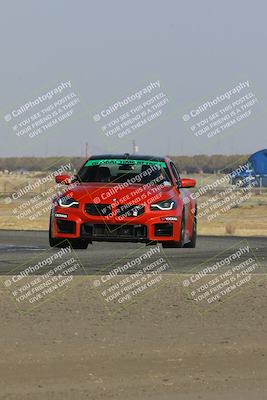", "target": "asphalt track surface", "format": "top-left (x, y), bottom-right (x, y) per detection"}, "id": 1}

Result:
top-left (0, 230), bottom-right (266, 275)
